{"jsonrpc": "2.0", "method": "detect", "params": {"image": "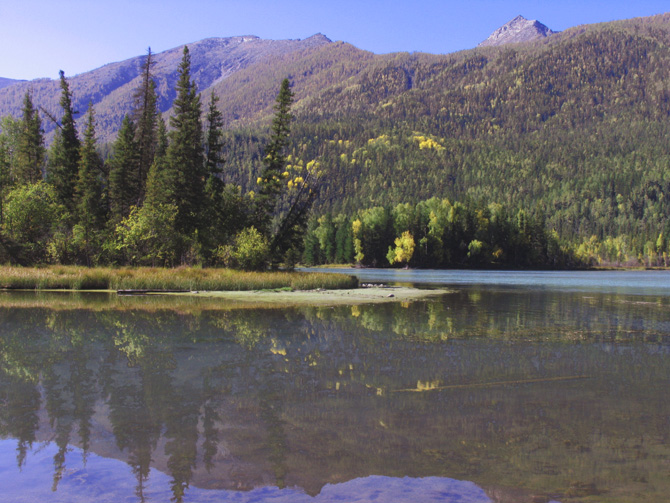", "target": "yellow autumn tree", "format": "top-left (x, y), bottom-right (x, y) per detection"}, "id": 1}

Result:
top-left (352, 218), bottom-right (364, 264)
top-left (387, 231), bottom-right (415, 267)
